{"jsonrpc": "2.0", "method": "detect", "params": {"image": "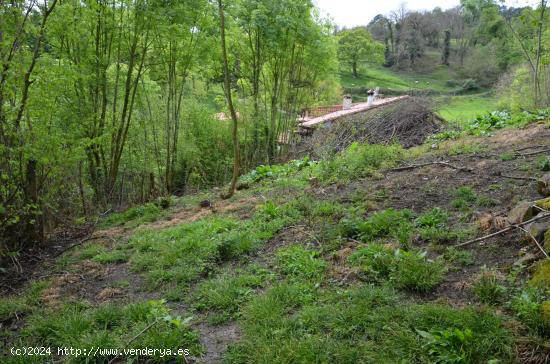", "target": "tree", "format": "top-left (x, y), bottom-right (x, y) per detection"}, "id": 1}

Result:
top-left (338, 27), bottom-right (384, 78)
top-left (442, 29), bottom-right (451, 65)
top-left (218, 0), bottom-right (240, 199)
top-left (505, 0), bottom-right (548, 107)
